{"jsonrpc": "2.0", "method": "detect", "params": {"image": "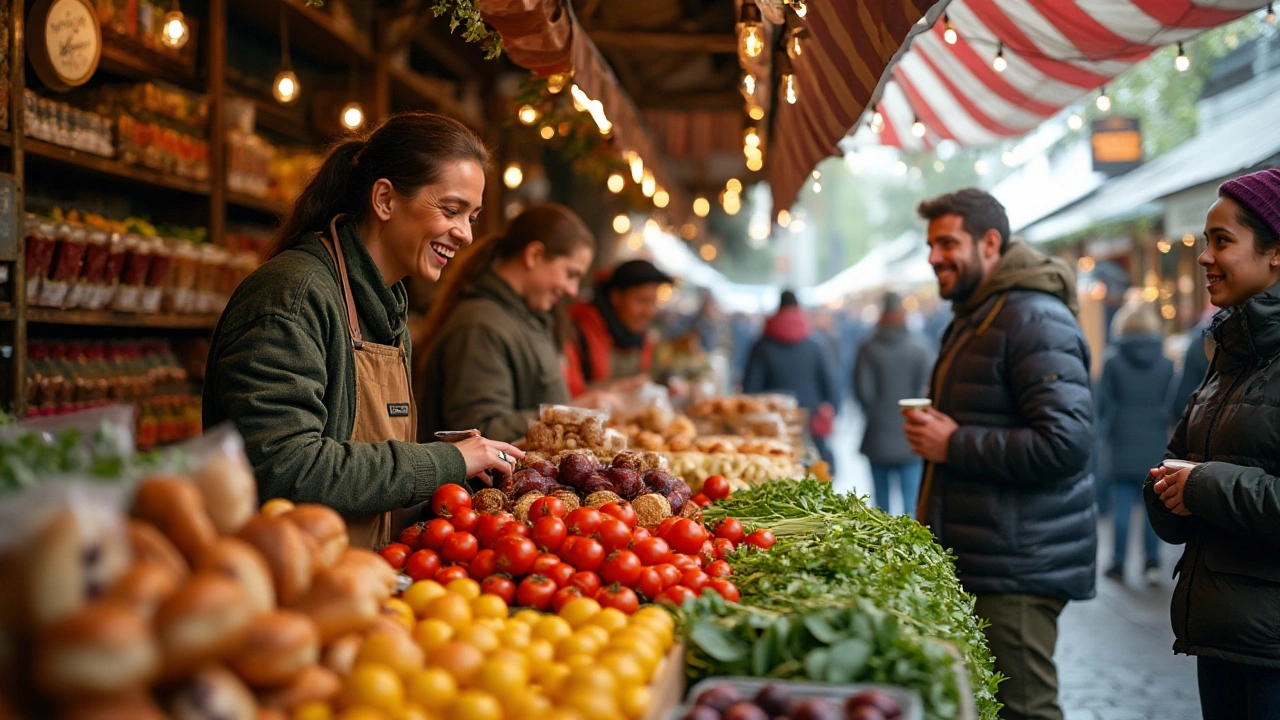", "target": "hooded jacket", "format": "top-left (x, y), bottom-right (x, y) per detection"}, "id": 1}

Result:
top-left (918, 241), bottom-right (1097, 600)
top-left (1097, 334), bottom-right (1175, 482)
top-left (854, 323), bottom-right (936, 465)
top-left (419, 270), bottom-right (571, 444)
top-left (1146, 280), bottom-right (1280, 668)
top-left (742, 306), bottom-right (840, 413)
top-left (564, 298), bottom-right (655, 397)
